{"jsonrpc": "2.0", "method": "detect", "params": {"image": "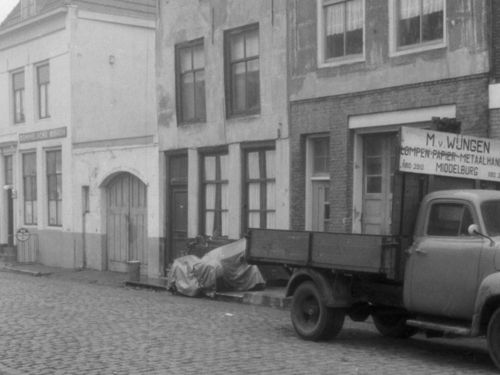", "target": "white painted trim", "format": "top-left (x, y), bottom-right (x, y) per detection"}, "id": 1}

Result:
top-left (317, 0), bottom-right (366, 69)
top-left (489, 83), bottom-right (500, 109)
top-left (348, 105), bottom-right (456, 129)
top-left (388, 0), bottom-right (447, 58)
